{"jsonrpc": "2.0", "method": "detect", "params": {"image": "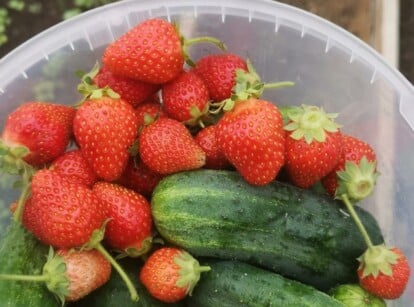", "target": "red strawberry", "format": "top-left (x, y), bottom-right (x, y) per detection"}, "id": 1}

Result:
top-left (322, 134), bottom-right (377, 197)
top-left (117, 158), bottom-right (164, 198)
top-left (50, 149), bottom-right (97, 187)
top-left (1, 102), bottom-right (75, 166)
top-left (73, 96), bottom-right (139, 181)
top-left (57, 248), bottom-right (111, 302)
top-left (25, 169), bottom-right (106, 248)
top-left (139, 247), bottom-right (210, 303)
top-left (134, 99), bottom-right (165, 130)
top-left (93, 181), bottom-right (153, 257)
top-left (139, 117), bottom-right (206, 174)
top-left (93, 66), bottom-right (160, 107)
top-left (284, 104), bottom-right (342, 189)
top-left (216, 98), bottom-right (285, 186)
top-left (194, 125), bottom-right (230, 170)
top-left (162, 71), bottom-right (210, 125)
top-left (357, 246), bottom-right (410, 300)
top-left (193, 53), bottom-right (247, 101)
